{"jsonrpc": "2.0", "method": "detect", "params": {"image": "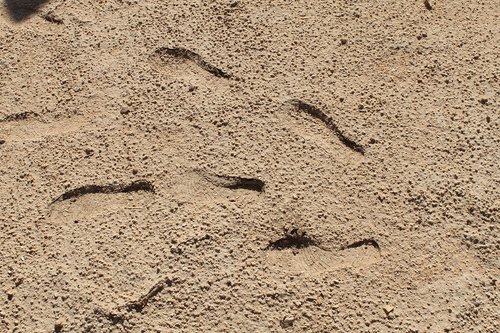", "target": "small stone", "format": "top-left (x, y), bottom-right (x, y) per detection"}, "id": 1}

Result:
top-left (6, 290), bottom-right (15, 300)
top-left (132, 169), bottom-right (138, 175)
top-left (479, 98), bottom-right (488, 105)
top-left (417, 33), bottom-right (428, 40)
top-left (14, 277), bottom-right (23, 286)
top-left (0, 139), bottom-right (5, 145)
top-left (280, 316), bottom-right (295, 329)
top-left (424, 0), bottom-right (433, 10)
top-left (42, 12), bottom-right (63, 24)
top-left (229, 0), bottom-right (240, 7)
top-left (120, 106), bottom-right (130, 115)
top-left (340, 38), bottom-right (348, 45)
top-left (486, 116), bottom-right (491, 123)
top-left (54, 318), bottom-right (65, 332)
top-left (383, 305), bottom-right (394, 315)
